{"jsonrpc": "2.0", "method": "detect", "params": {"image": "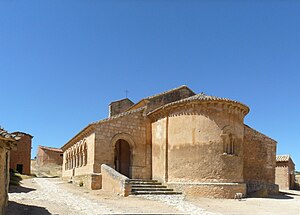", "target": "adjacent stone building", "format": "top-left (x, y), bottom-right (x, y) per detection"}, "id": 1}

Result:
top-left (0, 128), bottom-right (19, 215)
top-left (61, 85), bottom-right (278, 198)
top-left (275, 155), bottom-right (295, 190)
top-left (36, 145), bottom-right (63, 166)
top-left (10, 132), bottom-right (33, 175)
